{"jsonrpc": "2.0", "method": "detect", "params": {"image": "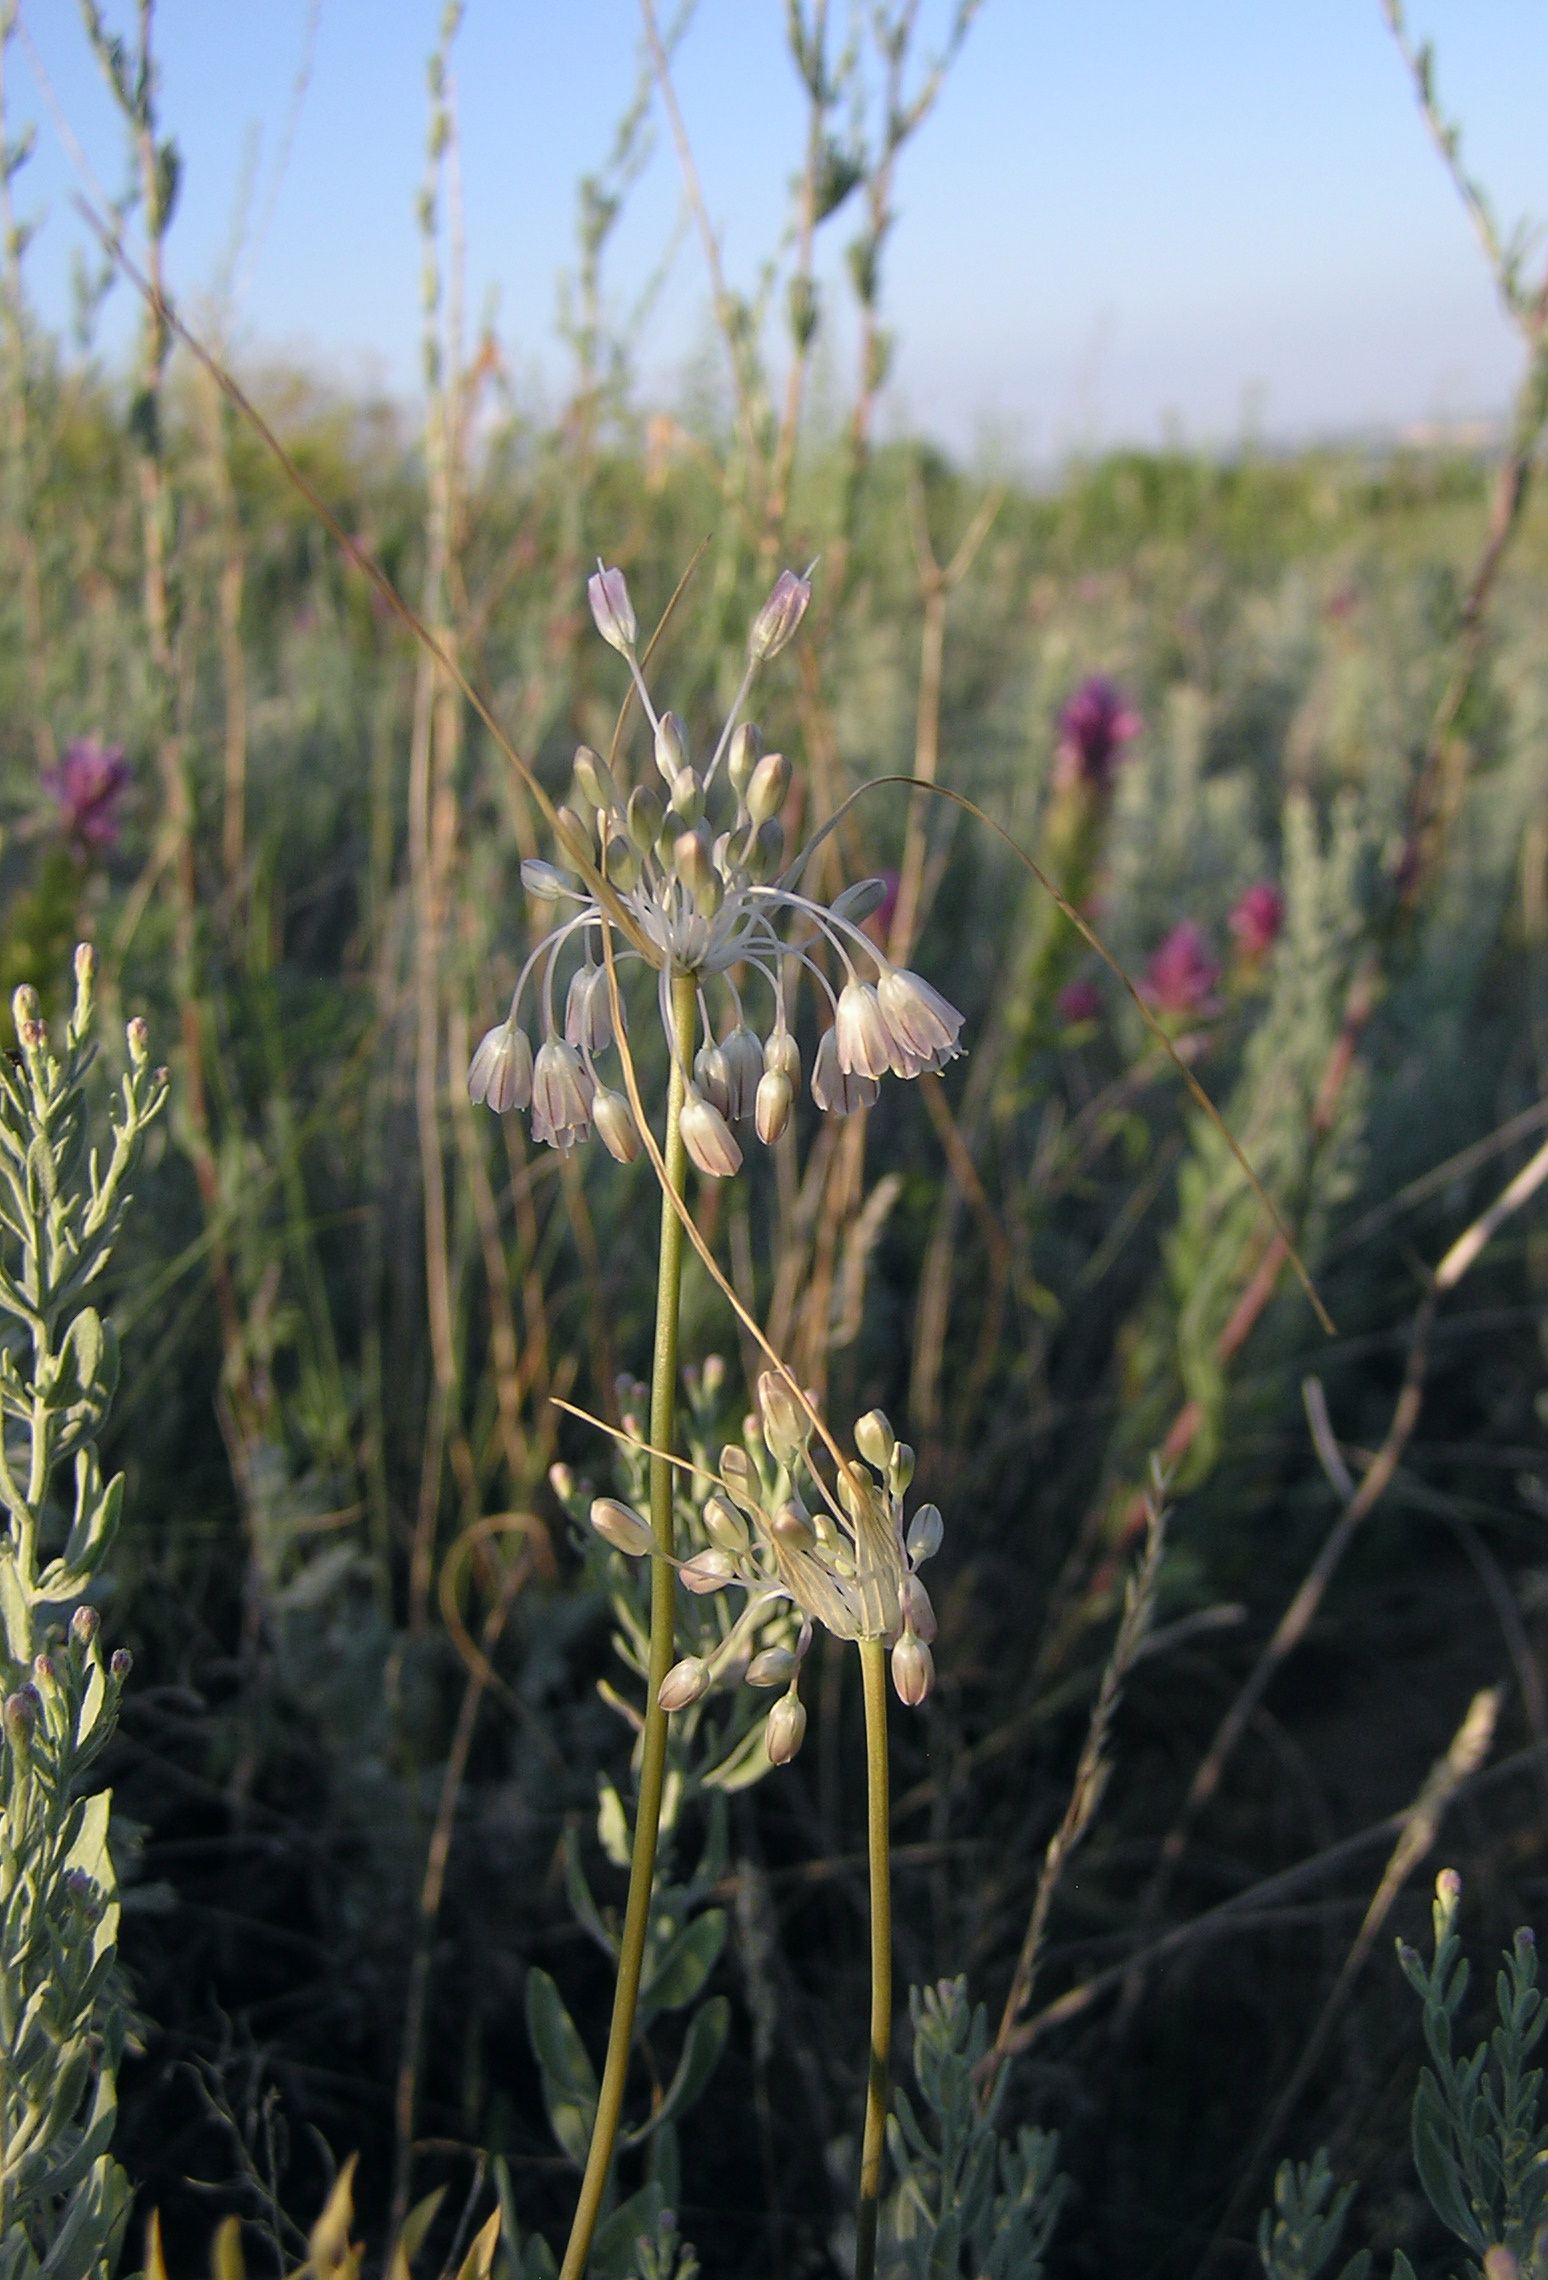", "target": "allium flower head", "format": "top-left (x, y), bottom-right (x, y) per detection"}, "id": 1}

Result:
top-left (1228, 881), bottom-right (1284, 960)
top-left (43, 738), bottom-right (130, 853)
top-left (1054, 675), bottom-right (1140, 793)
top-left (1142, 920), bottom-right (1221, 1017)
top-left (467, 562), bottom-right (966, 1172)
